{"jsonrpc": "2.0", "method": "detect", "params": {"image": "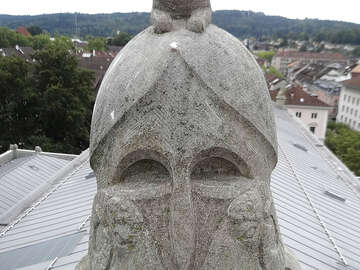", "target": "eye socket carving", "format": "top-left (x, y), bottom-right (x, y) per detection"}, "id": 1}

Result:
top-left (191, 157), bottom-right (241, 180)
top-left (190, 148), bottom-right (252, 181)
top-left (119, 159), bottom-right (171, 188)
